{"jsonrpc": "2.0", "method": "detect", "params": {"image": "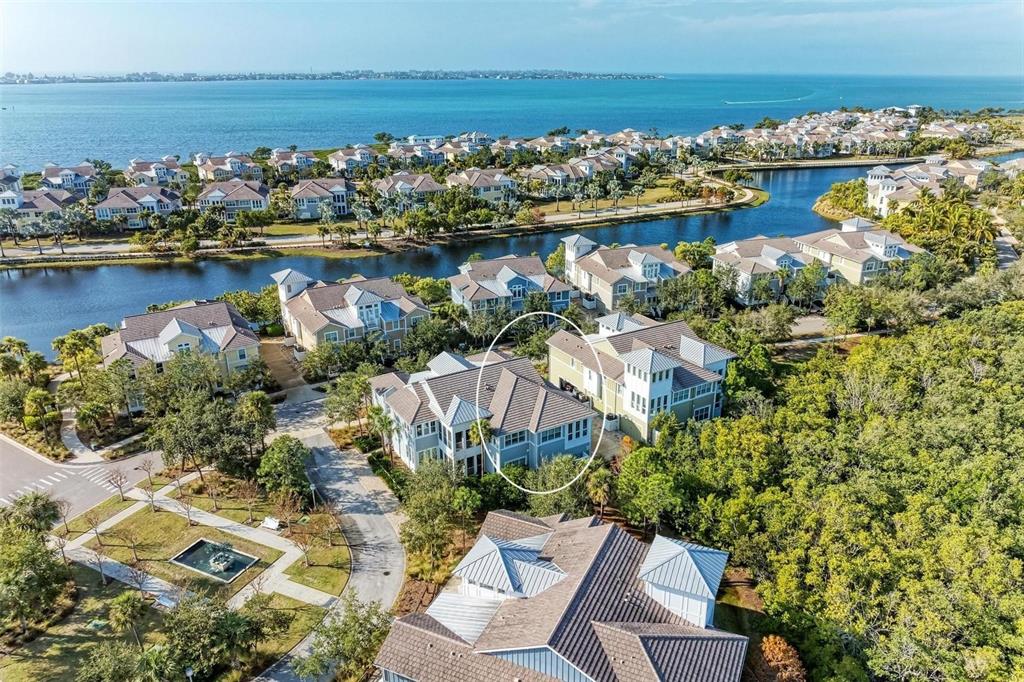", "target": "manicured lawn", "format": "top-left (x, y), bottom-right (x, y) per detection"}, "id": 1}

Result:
top-left (262, 222), bottom-right (319, 237)
top-left (86, 507), bottom-right (283, 600)
top-left (532, 178), bottom-right (679, 216)
top-left (0, 565), bottom-right (163, 682)
top-left (173, 473), bottom-right (352, 595)
top-left (283, 539), bottom-right (351, 596)
top-left (56, 495), bottom-right (137, 540)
